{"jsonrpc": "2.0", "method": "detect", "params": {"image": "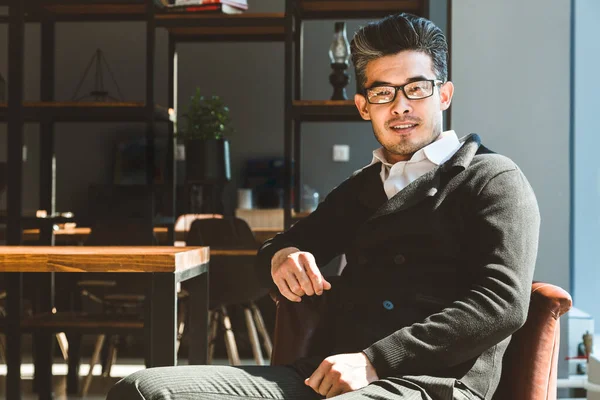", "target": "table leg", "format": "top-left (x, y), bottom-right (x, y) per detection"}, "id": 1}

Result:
top-left (33, 333), bottom-right (53, 400)
top-left (145, 273), bottom-right (177, 367)
top-left (6, 272), bottom-right (23, 400)
top-left (66, 334), bottom-right (82, 395)
top-left (187, 271), bottom-right (208, 365)
top-left (33, 272), bottom-right (54, 400)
